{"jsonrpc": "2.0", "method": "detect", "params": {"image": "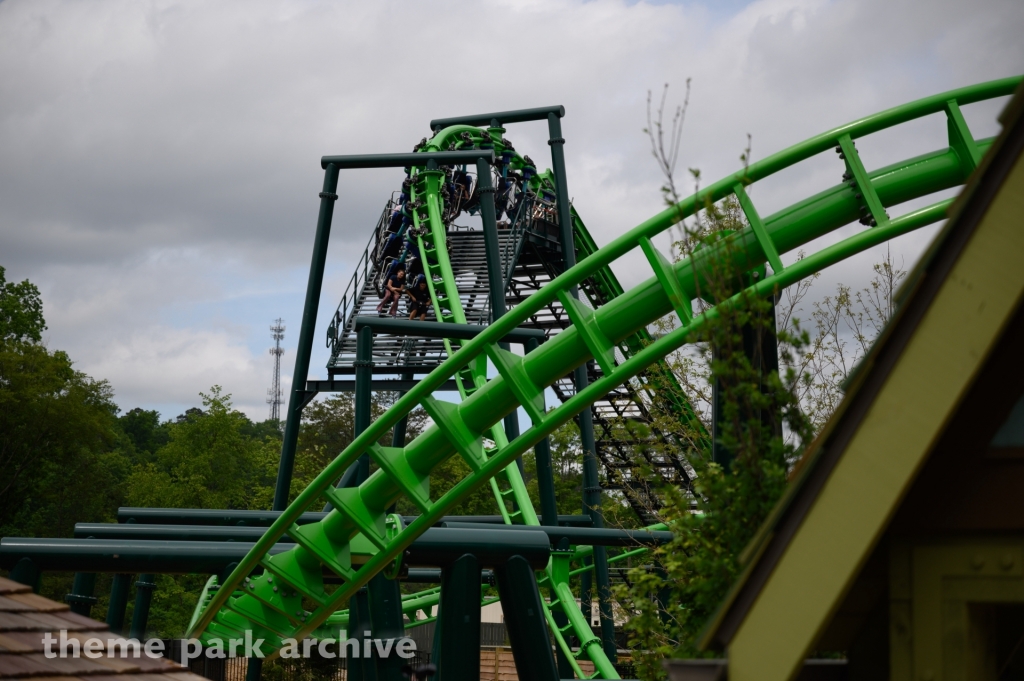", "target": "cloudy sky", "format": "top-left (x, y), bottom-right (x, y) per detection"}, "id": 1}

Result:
top-left (1, 0), bottom-right (1021, 421)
